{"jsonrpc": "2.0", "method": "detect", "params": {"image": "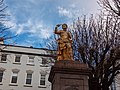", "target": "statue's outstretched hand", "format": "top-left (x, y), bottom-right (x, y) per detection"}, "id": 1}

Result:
top-left (56, 24), bottom-right (61, 27)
